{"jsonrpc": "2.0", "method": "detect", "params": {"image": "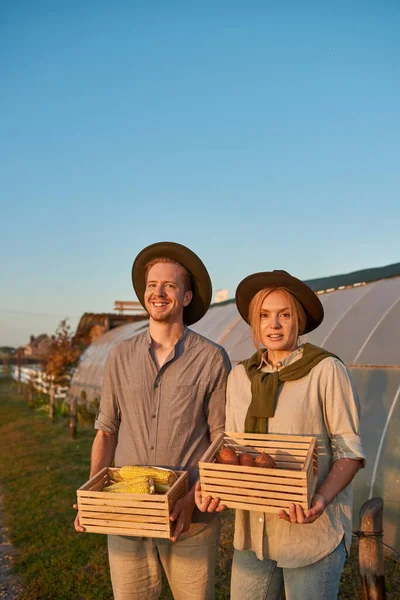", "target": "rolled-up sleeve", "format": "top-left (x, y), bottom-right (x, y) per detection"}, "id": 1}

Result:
top-left (94, 349), bottom-right (121, 434)
top-left (322, 358), bottom-right (366, 466)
